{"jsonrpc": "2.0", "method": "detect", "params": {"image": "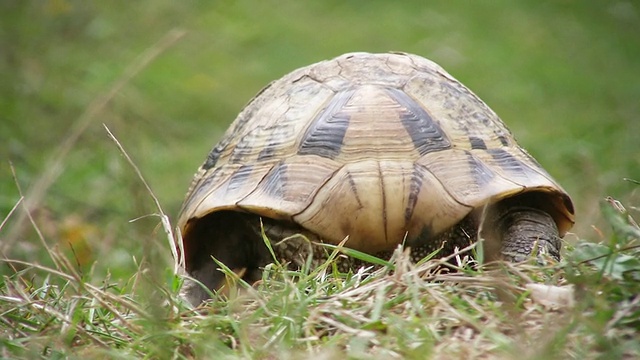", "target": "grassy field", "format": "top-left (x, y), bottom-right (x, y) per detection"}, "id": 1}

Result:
top-left (1, 1), bottom-right (639, 358)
